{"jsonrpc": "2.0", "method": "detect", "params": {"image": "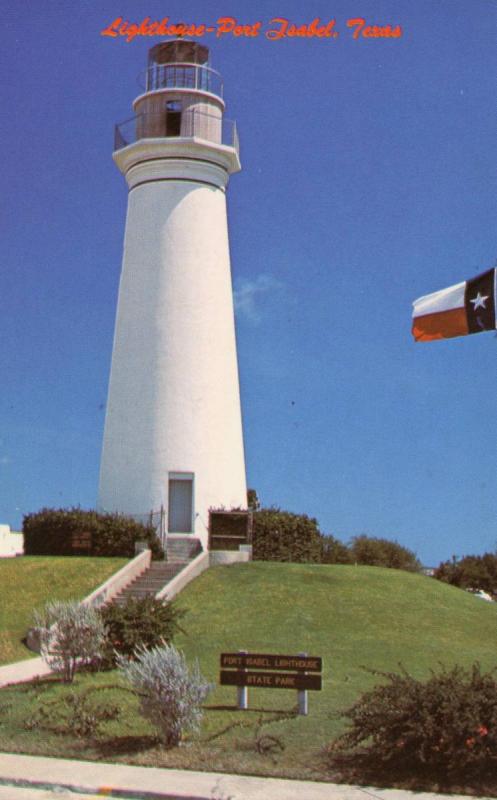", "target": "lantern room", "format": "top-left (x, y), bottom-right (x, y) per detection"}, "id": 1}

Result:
top-left (114, 40), bottom-right (237, 152)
